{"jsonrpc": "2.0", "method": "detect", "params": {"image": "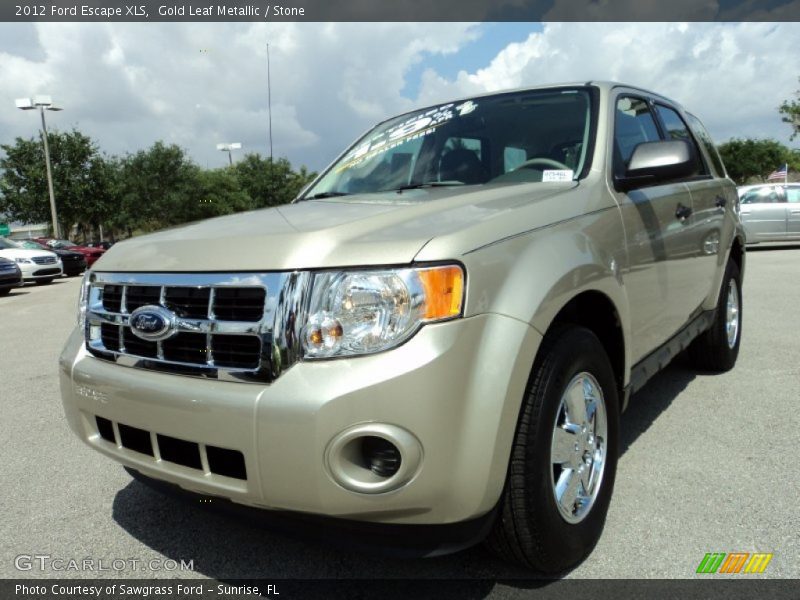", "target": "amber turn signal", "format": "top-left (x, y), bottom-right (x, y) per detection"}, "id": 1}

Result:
top-left (417, 265), bottom-right (464, 321)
